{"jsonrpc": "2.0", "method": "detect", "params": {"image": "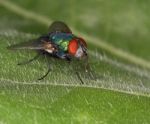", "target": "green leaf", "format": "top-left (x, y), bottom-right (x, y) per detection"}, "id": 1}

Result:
top-left (0, 0), bottom-right (150, 123)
